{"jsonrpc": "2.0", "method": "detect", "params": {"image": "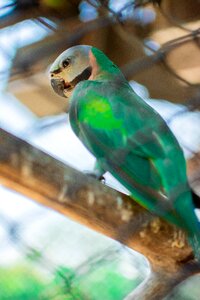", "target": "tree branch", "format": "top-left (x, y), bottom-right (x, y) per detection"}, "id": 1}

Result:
top-left (0, 128), bottom-right (200, 299)
top-left (125, 261), bottom-right (200, 300)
